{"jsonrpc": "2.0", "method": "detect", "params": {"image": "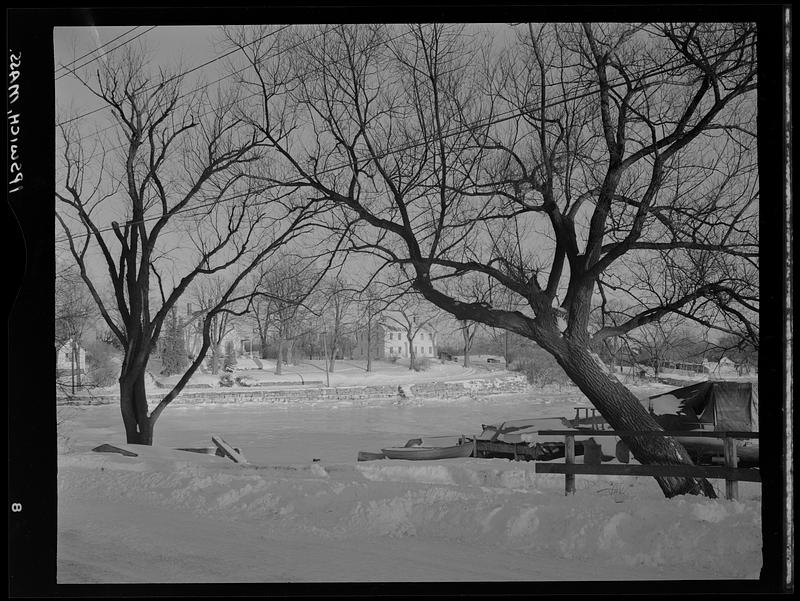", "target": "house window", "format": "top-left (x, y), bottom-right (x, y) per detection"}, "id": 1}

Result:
top-left (428, 346), bottom-right (432, 354)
